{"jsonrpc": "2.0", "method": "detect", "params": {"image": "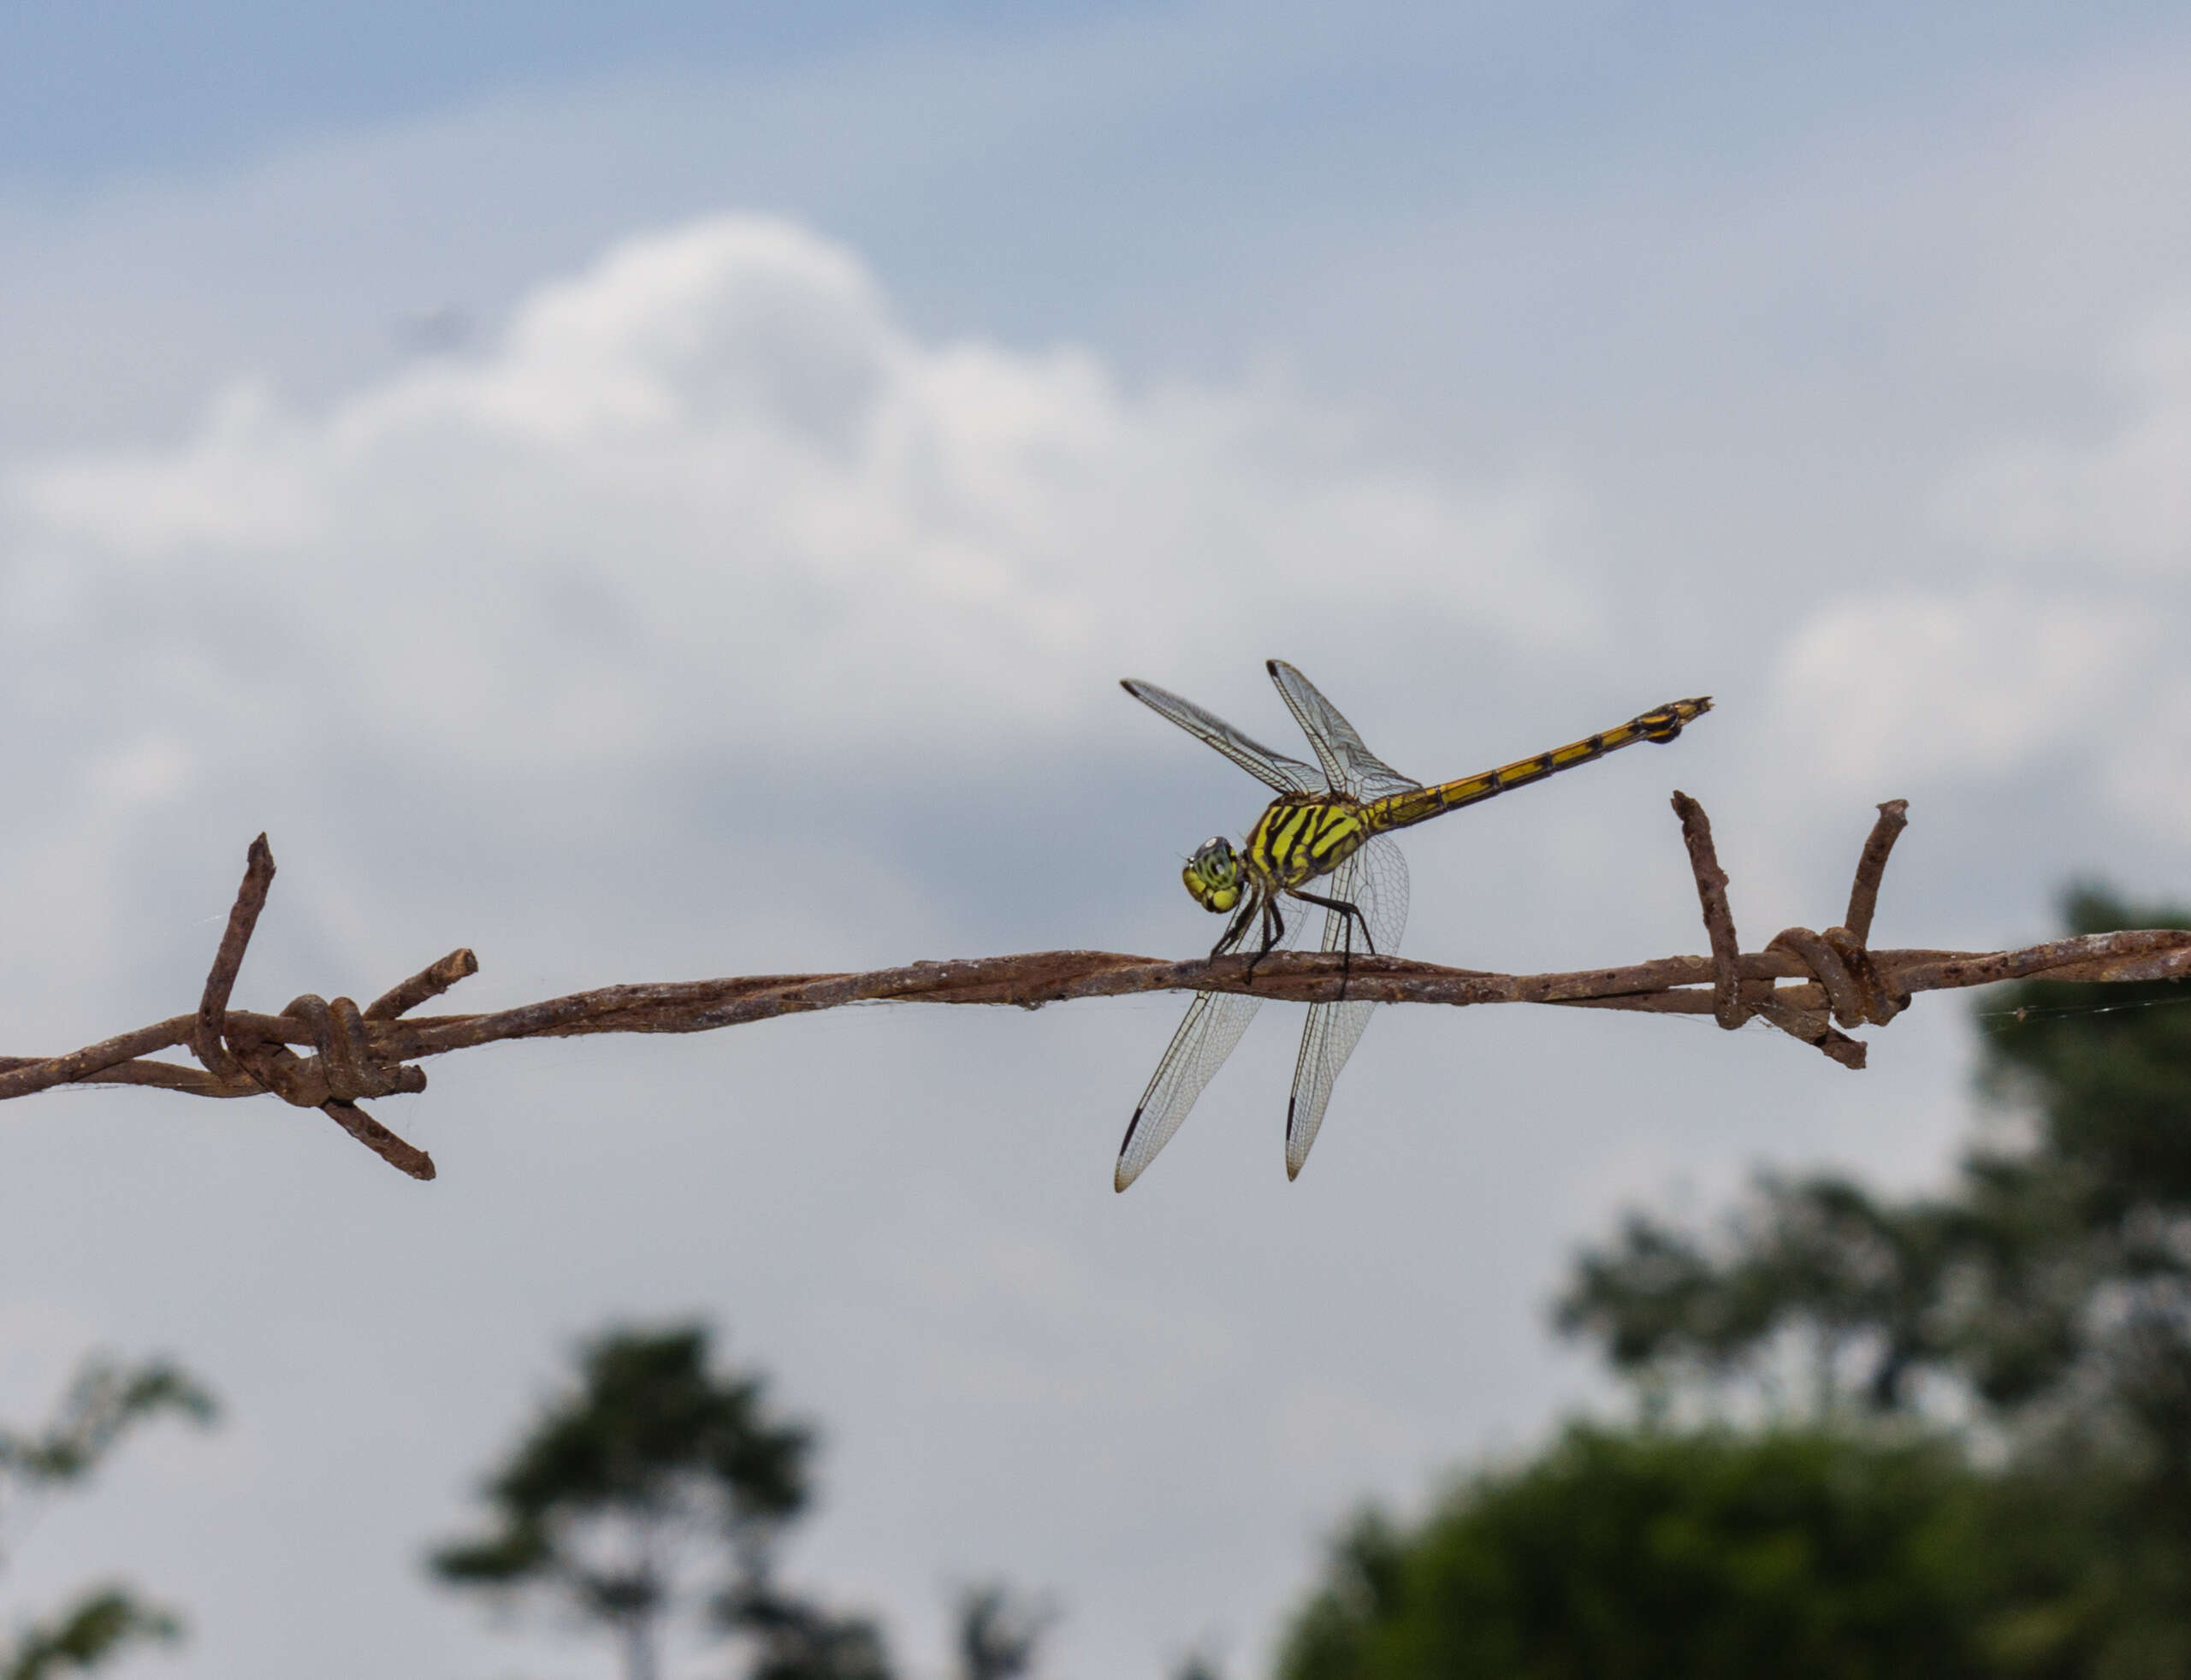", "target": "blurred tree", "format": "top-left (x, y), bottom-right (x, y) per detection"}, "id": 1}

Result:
top-left (950, 1581), bottom-right (1053, 1680)
top-left (732, 1588), bottom-right (894, 1680)
top-left (1551, 885), bottom-right (2191, 1671)
top-left (3, 1591), bottom-right (182, 1680)
top-left (1557, 1174), bottom-right (1962, 1418)
top-left (1560, 889), bottom-right (2191, 1433)
top-left (0, 1353), bottom-right (218, 1680)
top-left (1275, 1423), bottom-right (2027, 1680)
top-left (1272, 885), bottom-right (2191, 1679)
top-left (725, 1570), bottom-right (1056, 1680)
top-left (430, 1321), bottom-right (896, 1680)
